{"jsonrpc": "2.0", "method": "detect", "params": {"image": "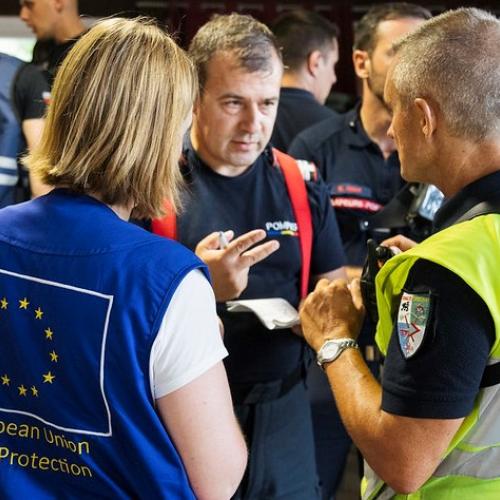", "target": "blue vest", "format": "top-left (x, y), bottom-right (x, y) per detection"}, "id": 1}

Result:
top-left (0, 189), bottom-right (207, 498)
top-left (0, 53), bottom-right (25, 208)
